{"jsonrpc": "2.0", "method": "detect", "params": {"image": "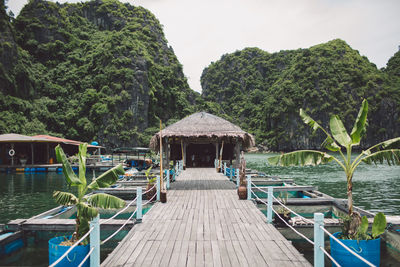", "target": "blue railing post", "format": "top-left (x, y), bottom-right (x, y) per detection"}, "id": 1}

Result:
top-left (156, 175), bottom-right (160, 201)
top-left (230, 165), bottom-right (233, 181)
top-left (136, 187), bottom-right (142, 222)
top-left (267, 187), bottom-right (273, 224)
top-left (236, 169), bottom-right (239, 188)
top-left (247, 175), bottom-right (251, 200)
top-left (166, 169), bottom-right (170, 189)
top-left (314, 213), bottom-right (325, 267)
top-left (90, 214), bottom-right (100, 267)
